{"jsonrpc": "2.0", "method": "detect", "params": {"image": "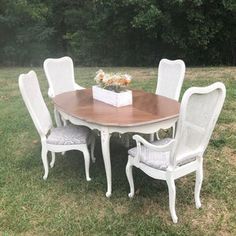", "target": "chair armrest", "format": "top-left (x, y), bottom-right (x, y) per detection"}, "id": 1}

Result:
top-left (74, 83), bottom-right (85, 90)
top-left (133, 135), bottom-right (175, 152)
top-left (132, 135), bottom-right (175, 162)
